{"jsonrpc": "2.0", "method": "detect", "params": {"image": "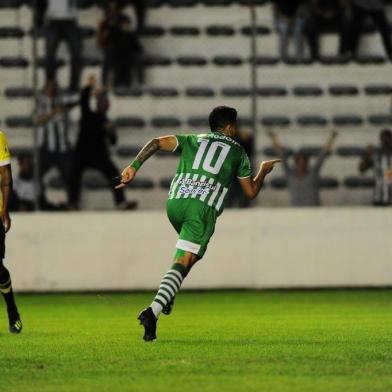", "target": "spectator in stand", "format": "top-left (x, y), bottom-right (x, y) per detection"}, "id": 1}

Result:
top-left (304, 0), bottom-right (351, 60)
top-left (227, 128), bottom-right (255, 208)
top-left (97, 1), bottom-right (144, 89)
top-left (69, 75), bottom-right (137, 210)
top-left (267, 130), bottom-right (338, 206)
top-left (114, 17), bottom-right (144, 88)
top-left (37, 0), bottom-right (82, 92)
top-left (10, 154), bottom-right (67, 212)
top-left (129, 0), bottom-right (147, 32)
top-left (348, 0), bottom-right (392, 60)
top-left (35, 79), bottom-right (78, 208)
top-left (272, 0), bottom-right (307, 59)
top-left (359, 129), bottom-right (392, 206)
top-left (11, 154), bottom-right (35, 212)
